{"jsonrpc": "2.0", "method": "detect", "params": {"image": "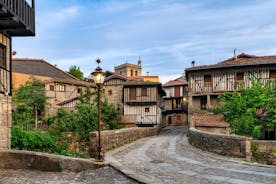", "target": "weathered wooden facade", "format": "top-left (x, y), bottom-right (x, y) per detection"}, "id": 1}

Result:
top-left (0, 0), bottom-right (35, 150)
top-left (123, 81), bottom-right (165, 126)
top-left (162, 77), bottom-right (188, 126)
top-left (103, 71), bottom-right (127, 113)
top-left (12, 58), bottom-right (95, 115)
top-left (185, 53), bottom-right (276, 111)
